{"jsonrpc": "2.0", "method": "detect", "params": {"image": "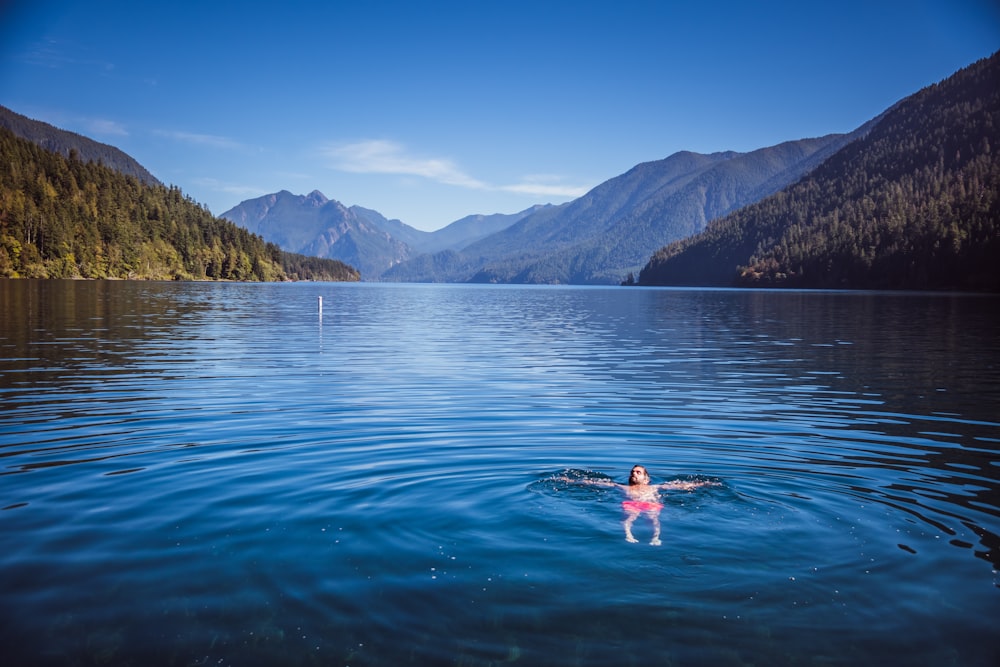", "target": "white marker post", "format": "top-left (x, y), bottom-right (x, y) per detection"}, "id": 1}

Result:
top-left (318, 296), bottom-right (323, 320)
